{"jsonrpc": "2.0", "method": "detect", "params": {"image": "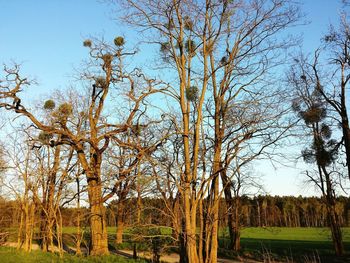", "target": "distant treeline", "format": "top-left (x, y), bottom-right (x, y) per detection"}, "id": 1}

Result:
top-left (1, 195), bottom-right (349, 230)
